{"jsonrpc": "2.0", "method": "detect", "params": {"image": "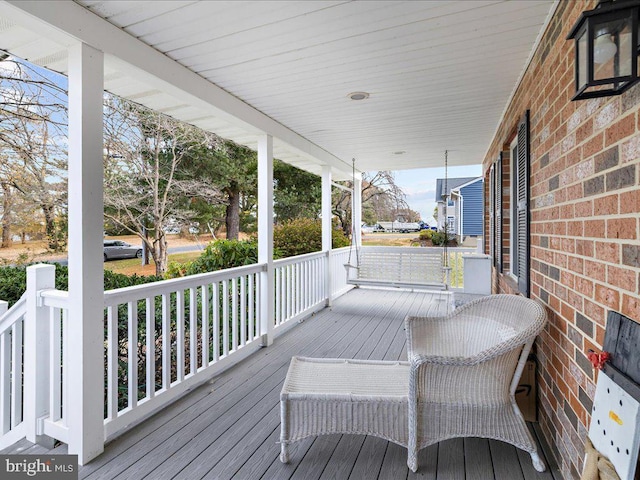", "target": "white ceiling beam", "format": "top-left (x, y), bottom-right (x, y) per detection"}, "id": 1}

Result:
top-left (0, 0), bottom-right (355, 177)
